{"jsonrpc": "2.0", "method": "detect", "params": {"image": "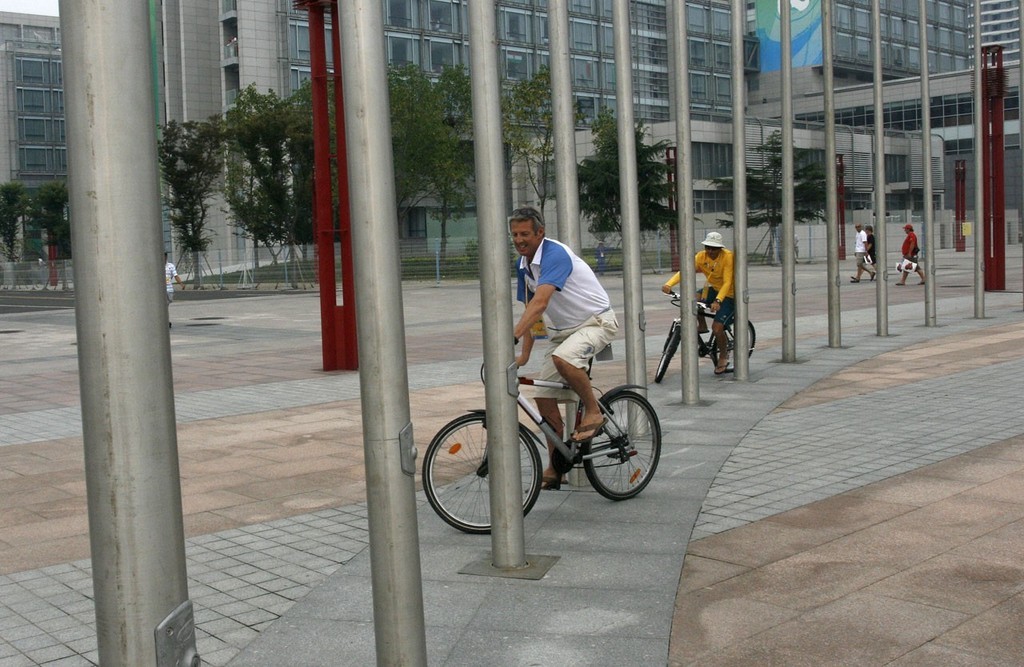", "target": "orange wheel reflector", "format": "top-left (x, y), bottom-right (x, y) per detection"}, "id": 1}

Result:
top-left (448, 443), bottom-right (462, 455)
top-left (629, 468), bottom-right (642, 484)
